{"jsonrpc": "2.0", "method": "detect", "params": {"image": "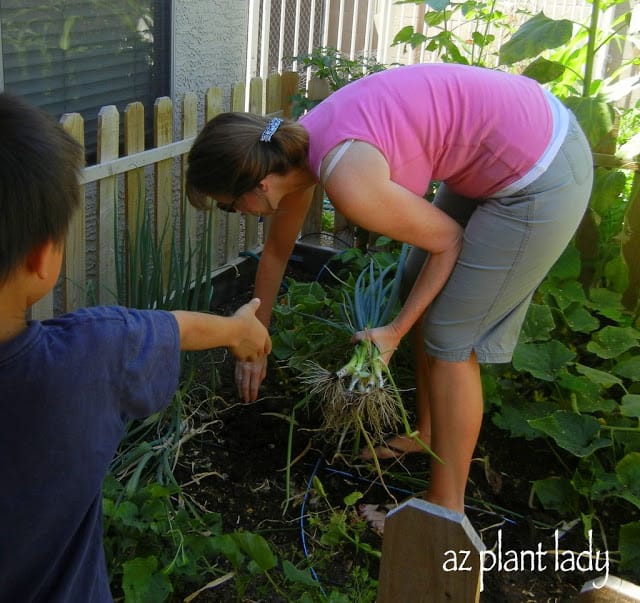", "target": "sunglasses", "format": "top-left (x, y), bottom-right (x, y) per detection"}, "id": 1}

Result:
top-left (215, 188), bottom-right (249, 213)
top-left (216, 196), bottom-right (239, 213)
top-left (216, 187), bottom-right (273, 214)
